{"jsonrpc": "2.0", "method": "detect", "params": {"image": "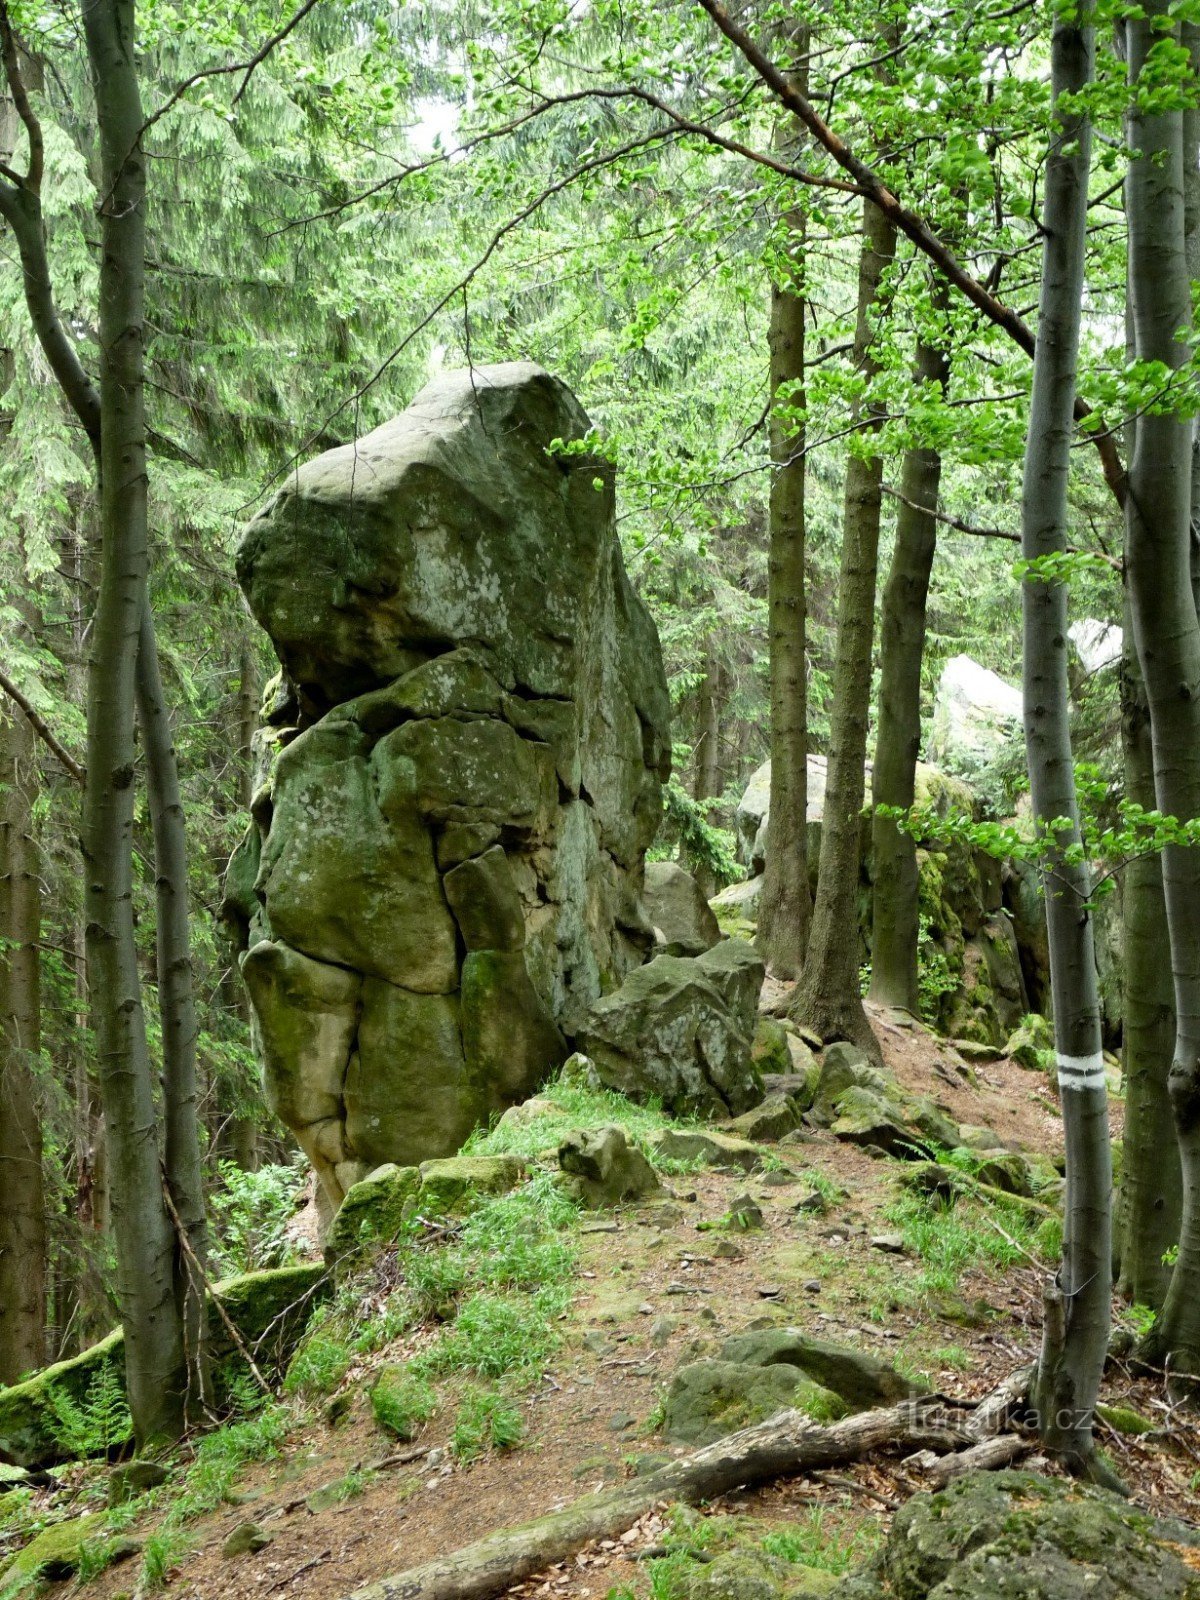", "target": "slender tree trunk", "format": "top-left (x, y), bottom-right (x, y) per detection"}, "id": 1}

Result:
top-left (690, 635), bottom-right (722, 896)
top-left (1125, 0), bottom-right (1200, 1385)
top-left (1117, 606), bottom-right (1179, 1308)
top-left (790, 199), bottom-right (896, 1055)
top-left (1021, 1), bottom-right (1111, 1473)
top-left (136, 605), bottom-right (210, 1415)
top-left (759, 26), bottom-right (812, 978)
top-left (82, 0), bottom-right (187, 1447)
top-left (869, 299), bottom-right (949, 1012)
top-left (0, 686), bottom-right (46, 1381)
